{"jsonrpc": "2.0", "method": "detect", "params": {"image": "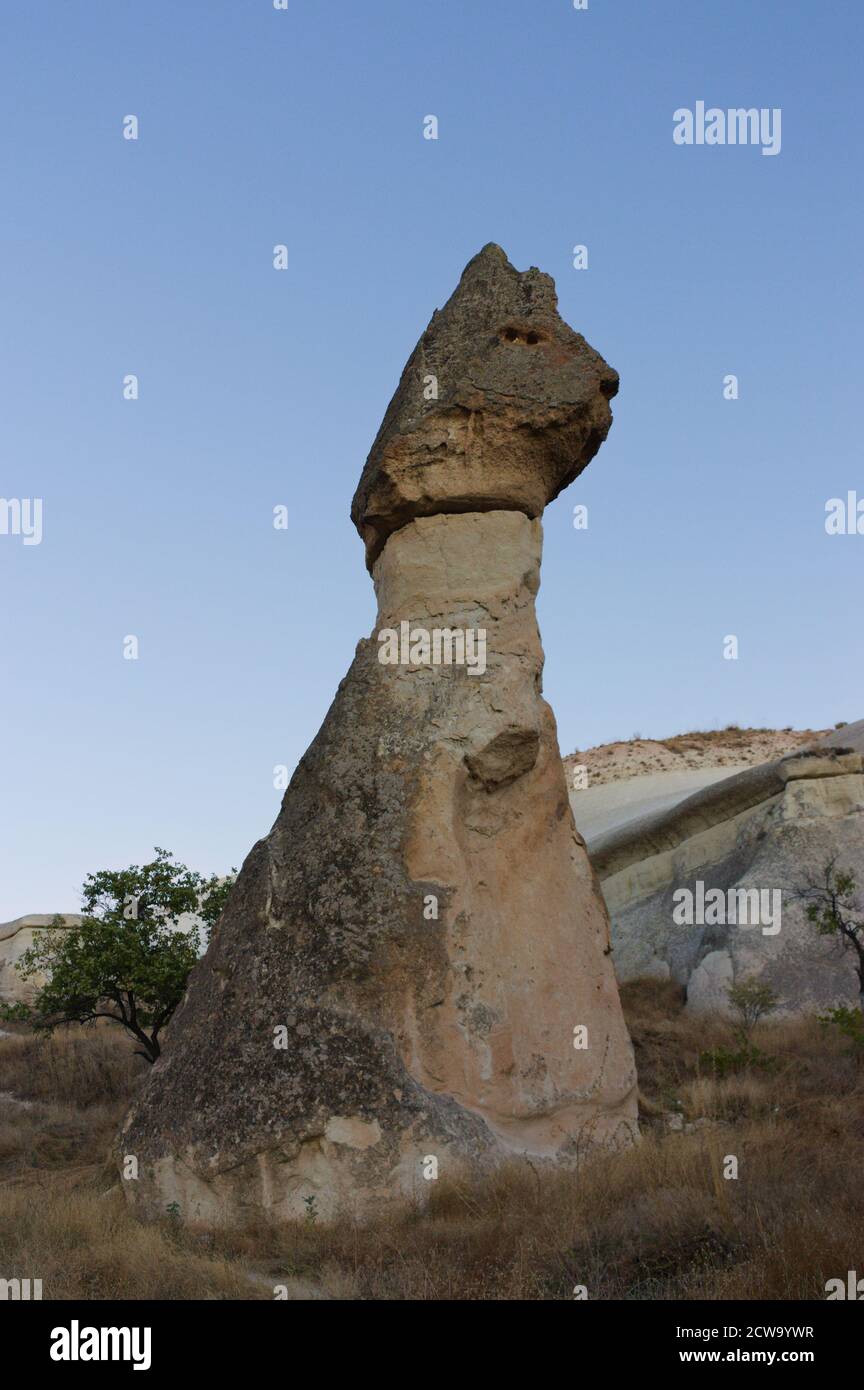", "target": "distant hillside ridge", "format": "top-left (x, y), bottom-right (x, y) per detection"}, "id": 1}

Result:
top-left (564, 725), bottom-right (837, 789)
